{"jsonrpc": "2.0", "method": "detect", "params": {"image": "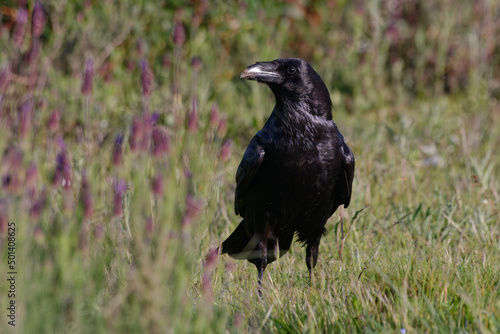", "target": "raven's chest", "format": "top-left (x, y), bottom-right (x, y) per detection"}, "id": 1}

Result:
top-left (264, 139), bottom-right (338, 189)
